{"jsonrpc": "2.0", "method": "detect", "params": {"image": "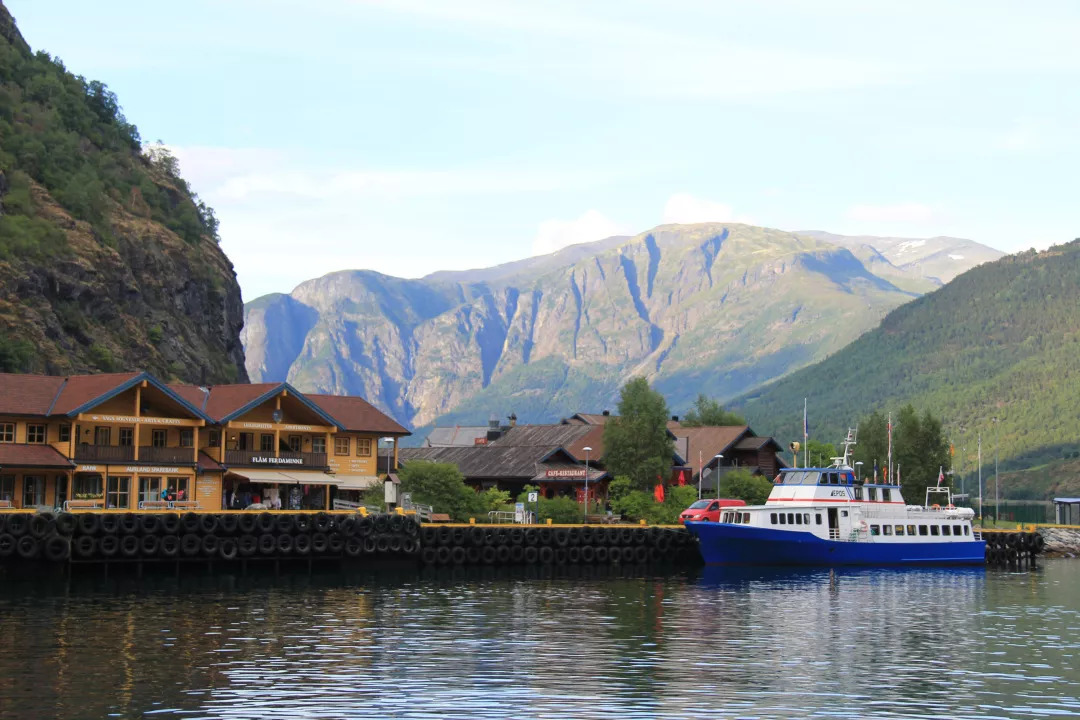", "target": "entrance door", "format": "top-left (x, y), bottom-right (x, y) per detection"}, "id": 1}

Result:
top-left (827, 508), bottom-right (839, 540)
